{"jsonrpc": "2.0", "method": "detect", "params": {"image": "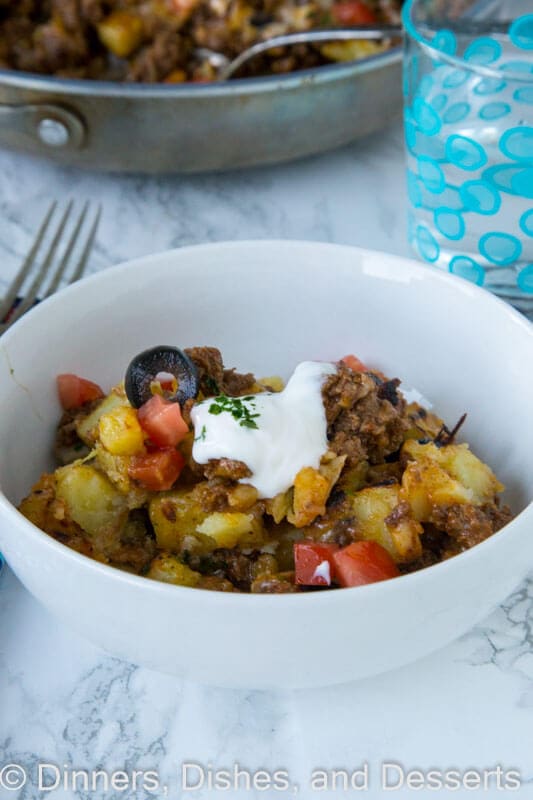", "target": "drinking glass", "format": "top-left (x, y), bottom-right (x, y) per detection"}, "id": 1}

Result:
top-left (402, 0), bottom-right (533, 316)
